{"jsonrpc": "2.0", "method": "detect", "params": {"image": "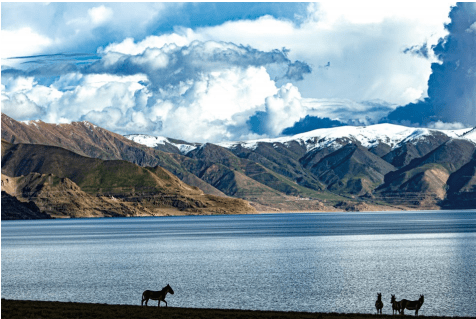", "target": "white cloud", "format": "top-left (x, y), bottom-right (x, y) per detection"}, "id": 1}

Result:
top-left (95, 2), bottom-right (454, 108)
top-left (47, 74), bottom-right (148, 123)
top-left (1, 28), bottom-right (53, 58)
top-left (1, 88), bottom-right (44, 119)
top-left (2, 2), bottom-right (461, 142)
top-left (25, 85), bottom-right (63, 108)
top-left (130, 48), bottom-right (170, 70)
top-left (466, 21), bottom-right (476, 33)
top-left (2, 74), bottom-right (149, 125)
top-left (428, 121), bottom-right (466, 130)
top-left (301, 98), bottom-right (395, 125)
top-left (66, 5), bottom-right (114, 30)
top-left (94, 38), bottom-right (307, 95)
top-left (195, 1), bottom-right (454, 106)
top-left (154, 66), bottom-right (278, 142)
top-left (0, 3), bottom-right (171, 58)
top-left (261, 83), bottom-right (307, 136)
top-left (311, 2), bottom-right (453, 26)
top-left (2, 76), bottom-right (36, 92)
top-left (88, 5), bottom-right (113, 26)
top-left (100, 28), bottom-right (199, 55)
top-left (1, 65), bottom-right (278, 142)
